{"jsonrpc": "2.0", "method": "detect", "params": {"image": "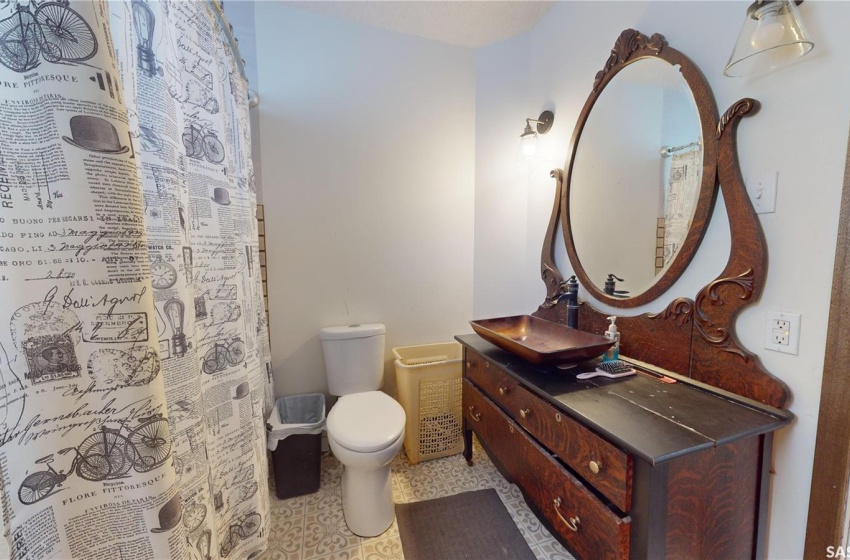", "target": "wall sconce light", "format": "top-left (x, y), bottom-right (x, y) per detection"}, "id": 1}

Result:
top-left (517, 110), bottom-right (554, 161)
top-left (724, 0), bottom-right (814, 77)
